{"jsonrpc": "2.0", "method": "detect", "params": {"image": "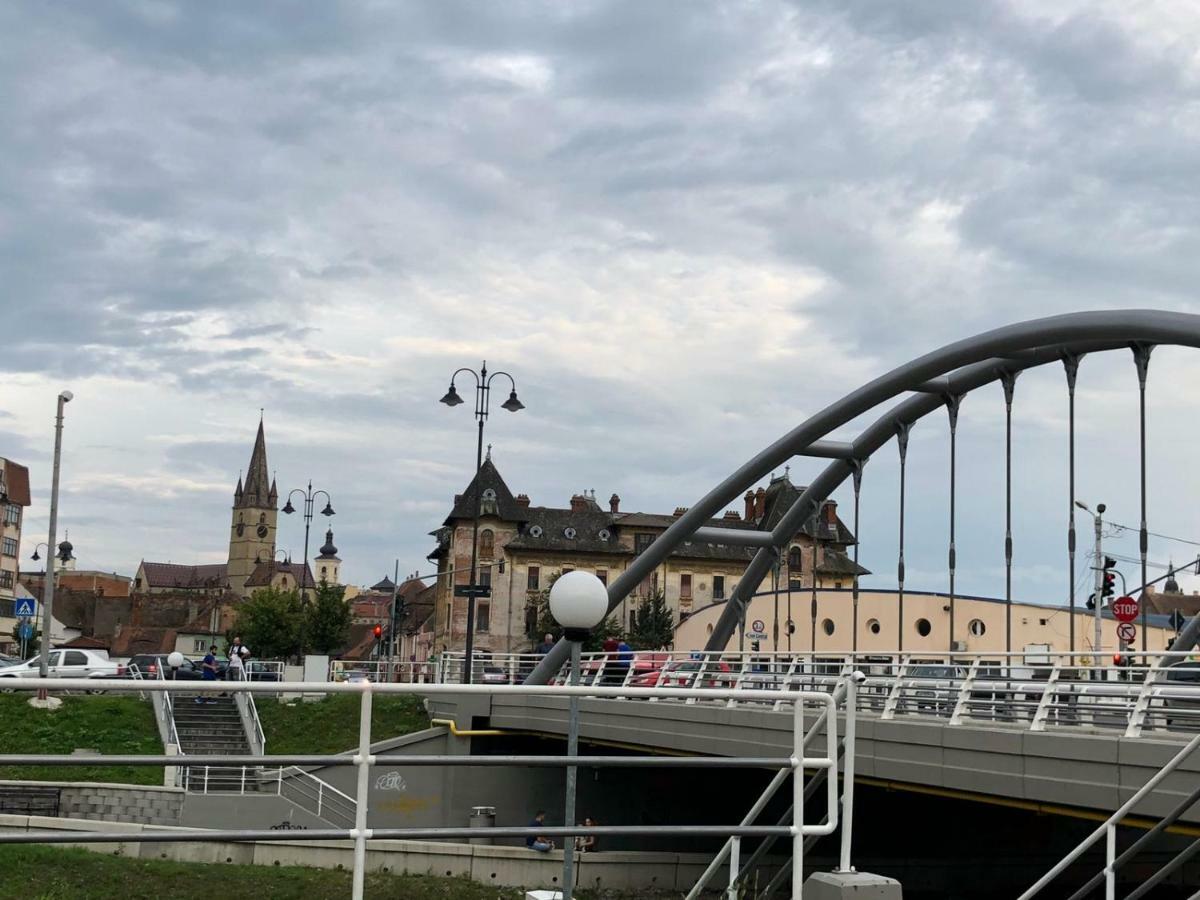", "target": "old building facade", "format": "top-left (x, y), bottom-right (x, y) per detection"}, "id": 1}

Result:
top-left (427, 457), bottom-right (866, 653)
top-left (0, 457), bottom-right (31, 603)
